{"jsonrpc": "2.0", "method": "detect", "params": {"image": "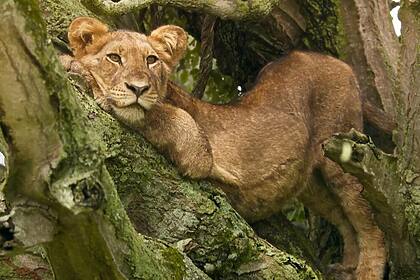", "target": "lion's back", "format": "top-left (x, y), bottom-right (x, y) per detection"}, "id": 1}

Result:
top-left (244, 51), bottom-right (362, 142)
